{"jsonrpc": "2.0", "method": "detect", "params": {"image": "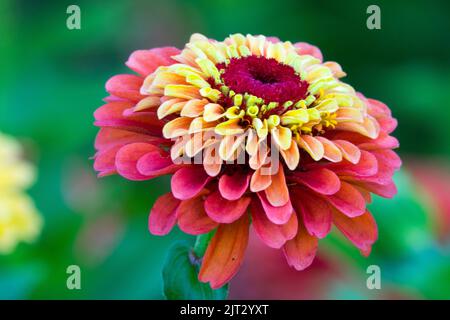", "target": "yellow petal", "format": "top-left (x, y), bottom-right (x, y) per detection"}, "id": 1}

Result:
top-left (271, 126), bottom-right (292, 150)
top-left (164, 85), bottom-right (201, 100)
top-left (215, 118), bottom-right (244, 136)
